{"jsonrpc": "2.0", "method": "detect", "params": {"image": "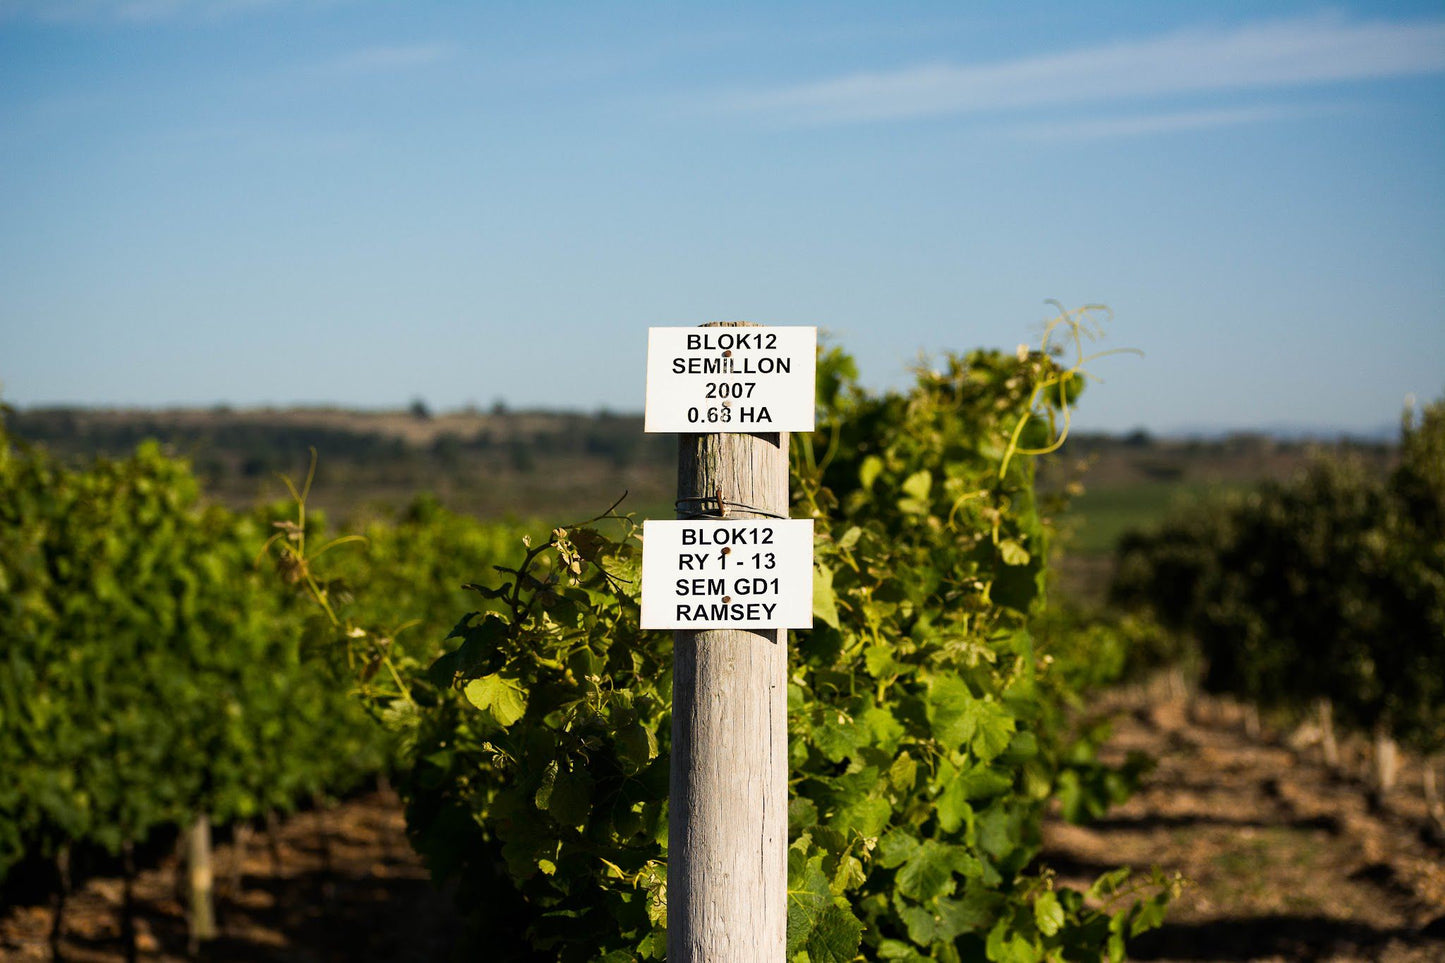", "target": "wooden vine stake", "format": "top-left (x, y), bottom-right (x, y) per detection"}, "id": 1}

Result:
top-left (668, 322), bottom-right (789, 961)
top-left (186, 813), bottom-right (217, 952)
